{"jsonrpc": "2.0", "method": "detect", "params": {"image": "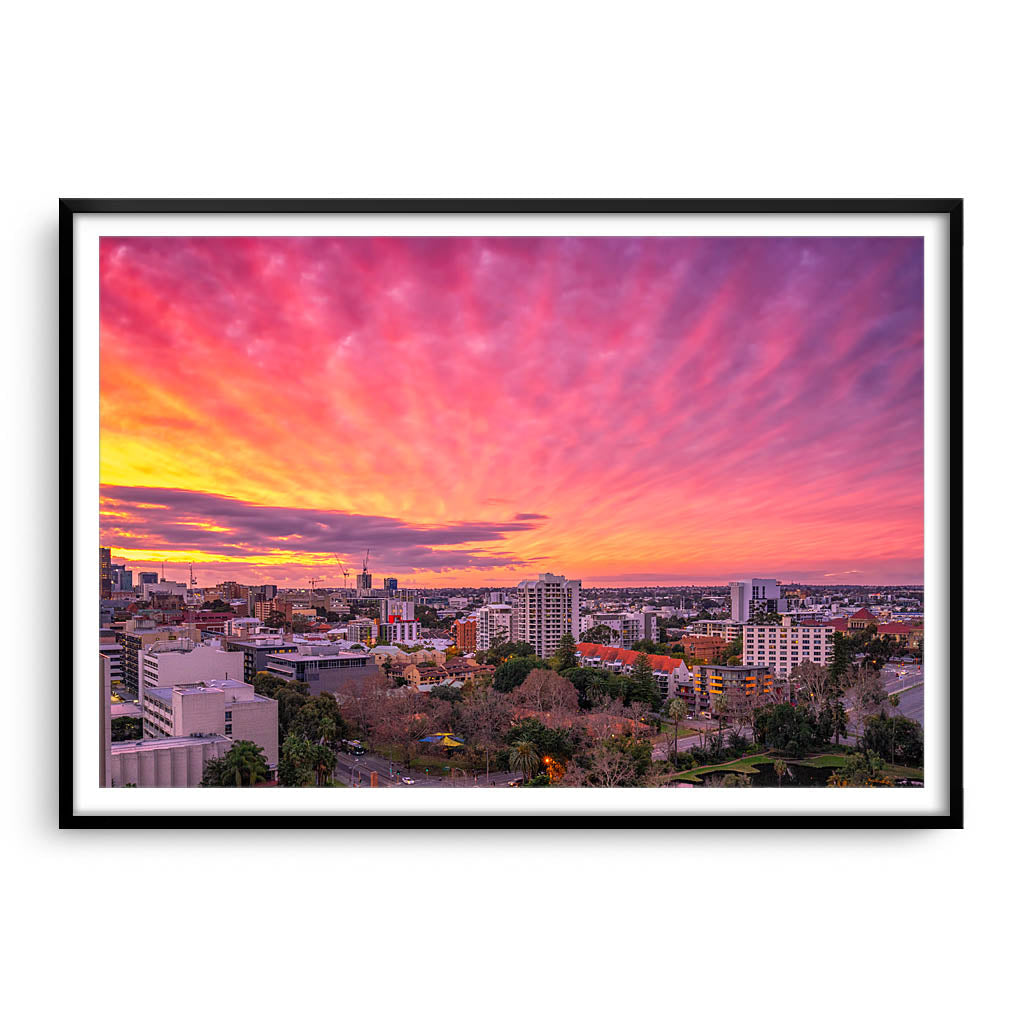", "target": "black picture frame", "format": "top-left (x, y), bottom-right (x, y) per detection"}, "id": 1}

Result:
top-left (60, 197), bottom-right (963, 829)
